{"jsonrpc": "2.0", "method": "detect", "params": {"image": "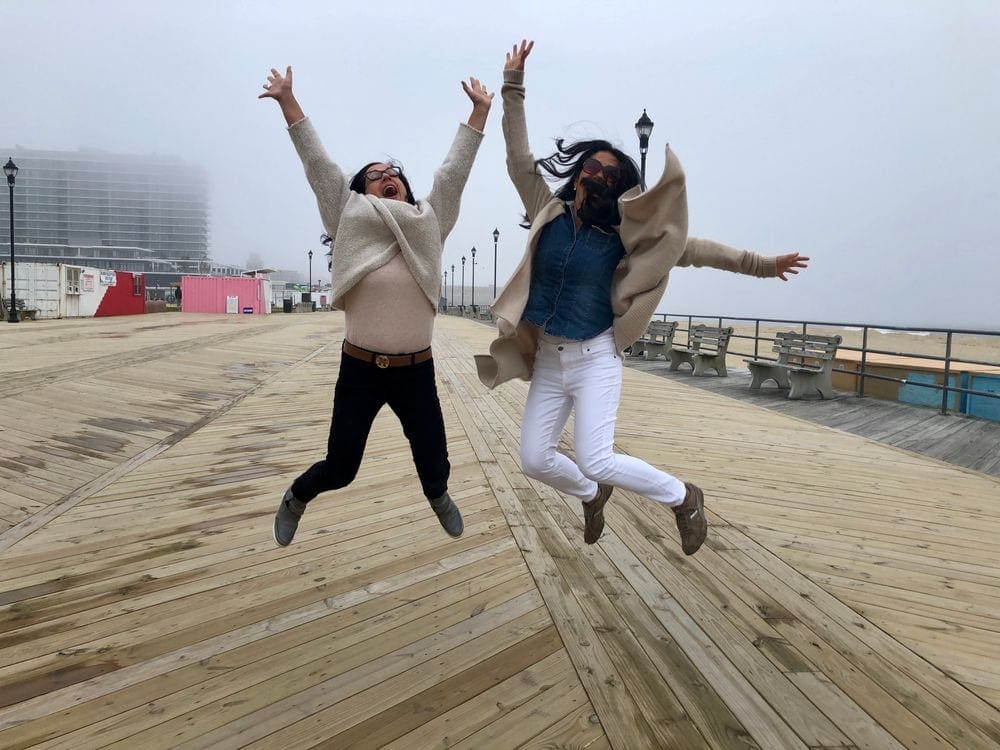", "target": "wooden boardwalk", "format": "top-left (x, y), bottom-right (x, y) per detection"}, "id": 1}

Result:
top-left (624, 357), bottom-right (1000, 477)
top-left (0, 312), bottom-right (998, 749)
